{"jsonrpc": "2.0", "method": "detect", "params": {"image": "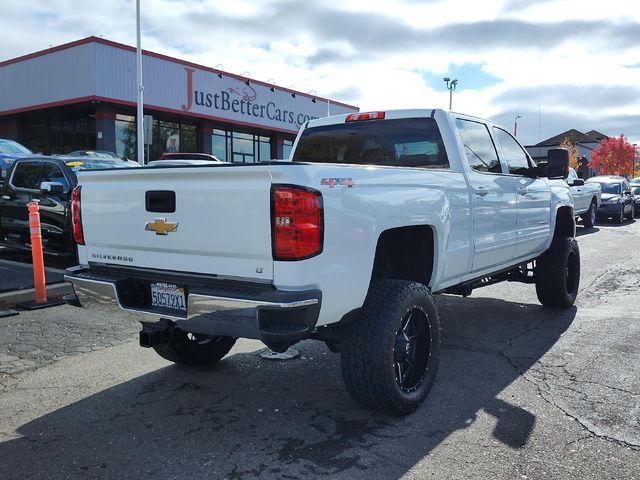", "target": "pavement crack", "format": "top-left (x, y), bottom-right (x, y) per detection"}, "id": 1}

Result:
top-left (501, 342), bottom-right (640, 451)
